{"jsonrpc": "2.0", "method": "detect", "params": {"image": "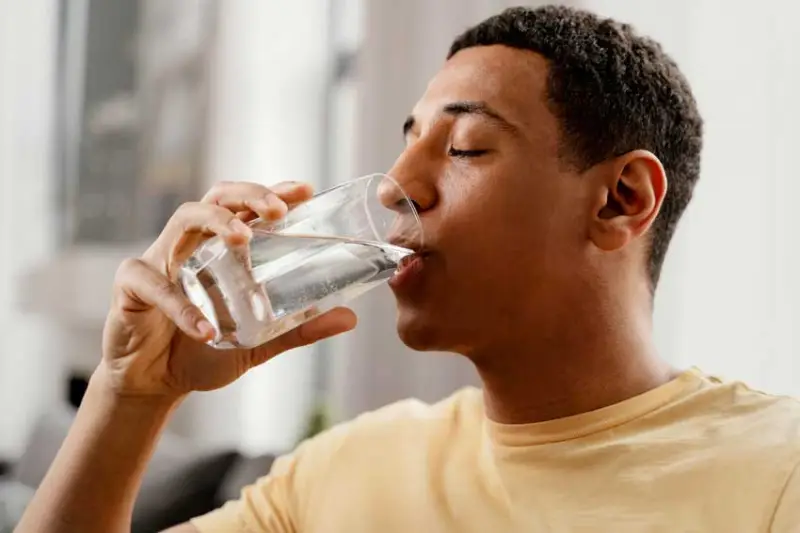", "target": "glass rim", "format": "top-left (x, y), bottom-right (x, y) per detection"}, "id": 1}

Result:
top-left (249, 173), bottom-right (423, 247)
